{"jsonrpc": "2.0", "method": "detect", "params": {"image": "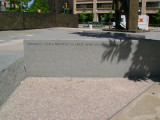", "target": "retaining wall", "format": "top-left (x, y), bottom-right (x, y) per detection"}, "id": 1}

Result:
top-left (0, 12), bottom-right (78, 30)
top-left (0, 12), bottom-right (24, 30)
top-left (0, 58), bottom-right (25, 107)
top-left (1, 31), bottom-right (160, 108)
top-left (24, 37), bottom-right (160, 78)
